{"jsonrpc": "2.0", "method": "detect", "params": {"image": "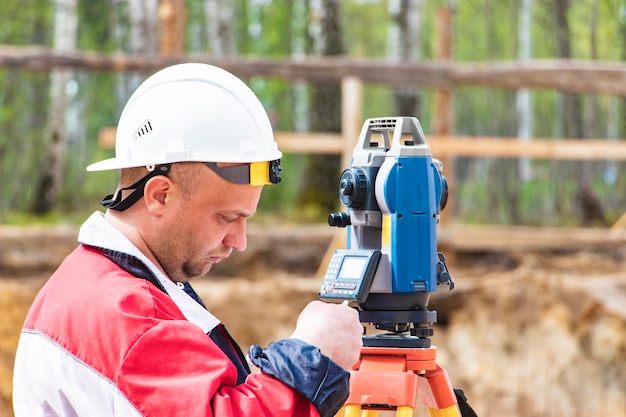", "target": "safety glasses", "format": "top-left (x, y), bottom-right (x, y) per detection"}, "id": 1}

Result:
top-left (205, 159), bottom-right (282, 186)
